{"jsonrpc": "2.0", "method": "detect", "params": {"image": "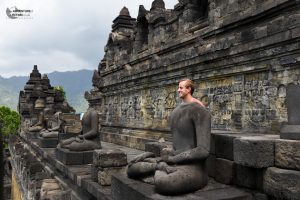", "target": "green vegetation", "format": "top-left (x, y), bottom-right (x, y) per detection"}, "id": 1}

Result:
top-left (0, 106), bottom-right (20, 148)
top-left (54, 85), bottom-right (66, 100)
